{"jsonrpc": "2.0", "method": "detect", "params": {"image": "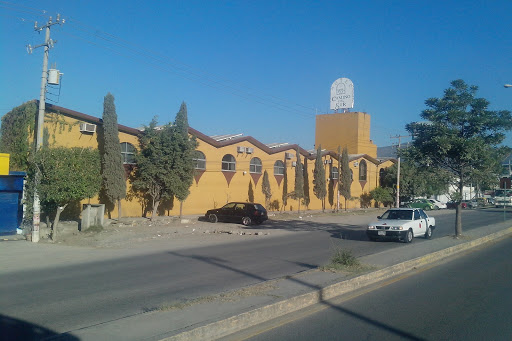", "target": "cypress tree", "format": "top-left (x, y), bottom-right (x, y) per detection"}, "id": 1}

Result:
top-left (303, 157), bottom-right (310, 209)
top-left (282, 159), bottom-right (288, 211)
top-left (340, 147), bottom-right (352, 211)
top-left (261, 170), bottom-right (272, 208)
top-left (294, 148), bottom-right (304, 214)
top-left (171, 102), bottom-right (197, 218)
top-left (100, 93), bottom-right (126, 219)
top-left (248, 180), bottom-right (254, 202)
top-left (313, 146), bottom-right (327, 212)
